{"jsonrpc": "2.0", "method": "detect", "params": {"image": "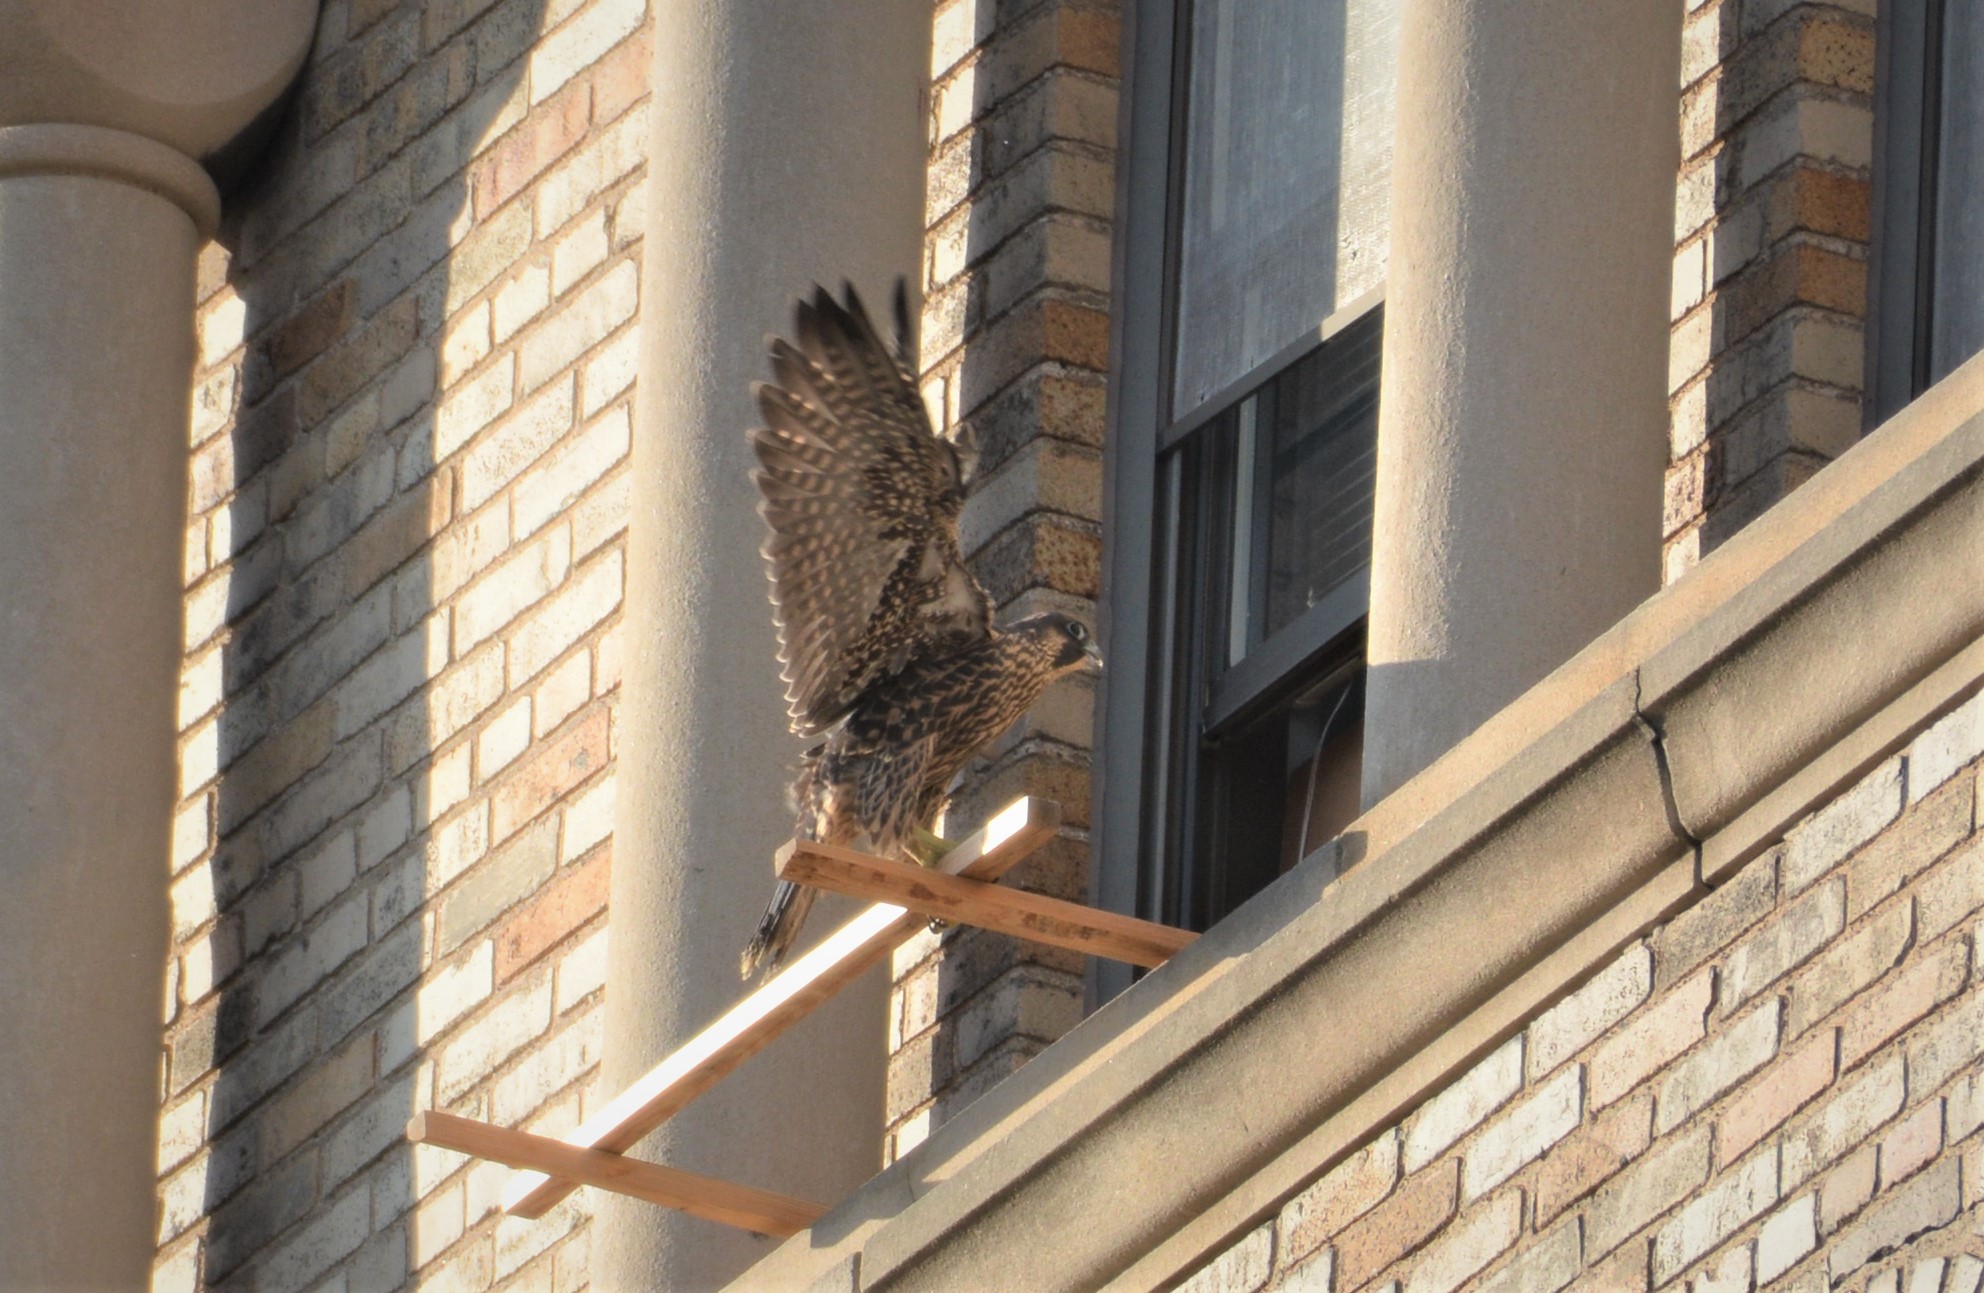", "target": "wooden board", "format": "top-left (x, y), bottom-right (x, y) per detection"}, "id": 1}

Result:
top-left (778, 841), bottom-right (1197, 969)
top-left (409, 1110), bottom-right (826, 1236)
top-left (499, 796), bottom-right (1062, 1218)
